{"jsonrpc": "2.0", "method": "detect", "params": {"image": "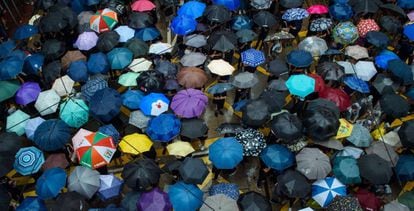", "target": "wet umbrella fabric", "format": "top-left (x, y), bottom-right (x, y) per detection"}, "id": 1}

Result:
top-left (170, 15), bottom-right (197, 36)
top-left (271, 112), bottom-right (303, 141)
top-left (139, 93), bottom-right (170, 116)
top-left (42, 39), bottom-right (66, 61)
top-left (36, 167), bottom-right (66, 199)
top-left (81, 75), bottom-right (108, 101)
top-left (184, 34), bottom-right (207, 48)
top-left (317, 62), bottom-right (344, 81)
top-left (287, 50), bottom-right (313, 68)
top-left (87, 52), bottom-right (109, 74)
top-left (25, 117), bottom-right (45, 140)
top-left (97, 31), bottom-right (120, 52)
top-left (16, 197), bottom-right (46, 211)
top-left (216, 123), bottom-right (244, 135)
top-left (68, 166), bottom-right (100, 199)
top-left (137, 71), bottom-right (165, 93)
top-left (343, 76), bottom-right (370, 93)
top-left (366, 31), bottom-right (389, 48)
top-left (358, 154), bottom-right (393, 185)
top-left (380, 91), bottom-right (409, 119)
top-left (180, 118), bottom-right (208, 139)
top-left (296, 148), bottom-right (331, 180)
top-left (89, 88), bottom-right (121, 122)
top-left (333, 156), bottom-right (361, 184)
top-left (232, 15), bottom-right (252, 30)
top-left (59, 98), bottom-right (89, 128)
top-left (204, 5), bottom-right (231, 23)
top-left (260, 144), bottom-right (294, 171)
top-left (235, 128), bottom-right (267, 156)
top-left (209, 183), bottom-right (240, 200)
top-left (327, 195), bottom-right (363, 211)
top-left (312, 177), bottom-right (347, 207)
top-left (280, 0), bottom-right (303, 8)
top-left (396, 155), bottom-right (414, 182)
top-left (42, 153), bottom-right (69, 170)
top-left (126, 38), bottom-right (148, 58)
top-left (208, 30), bottom-right (237, 52)
top-left (76, 132), bottom-right (116, 169)
top-left (276, 170), bottom-right (310, 198)
top-left (107, 48), bottom-right (133, 69)
top-left (155, 60), bottom-right (177, 77)
top-left (0, 55), bottom-right (23, 80)
top-left (268, 58), bottom-right (289, 76)
top-left (230, 71), bottom-right (258, 88)
top-left (298, 36), bottom-right (328, 57)
top-left (200, 194), bottom-right (238, 211)
top-left (178, 1), bottom-right (206, 19)
top-left (241, 48), bottom-right (265, 67)
top-left (282, 8), bottom-right (309, 21)
top-left (33, 119), bottom-right (71, 151)
top-left (122, 159), bottom-right (162, 190)
top-left (286, 74), bottom-right (315, 99)
top-left (380, 16), bottom-right (402, 34)
top-left (388, 59), bottom-right (413, 85)
top-left (209, 137), bottom-right (243, 169)
top-left (14, 146), bottom-right (44, 176)
top-left (207, 83), bottom-right (234, 94)
top-left (75, 32), bottom-right (98, 51)
top-left (122, 90), bottom-right (144, 110)
top-left (180, 52), bottom-right (207, 67)
top-left (242, 99), bottom-right (270, 127)
top-left (238, 191), bottom-right (271, 211)
top-left (168, 181), bottom-right (203, 211)
top-left (310, 17), bottom-right (333, 32)
top-left (253, 11), bottom-right (277, 28)
top-left (146, 114), bottom-right (181, 142)
top-left (398, 120), bottom-right (414, 149)
top-left (307, 4), bottom-right (329, 14)
top-left (207, 59), bottom-right (235, 76)
top-left (366, 141), bottom-right (398, 167)
top-left (15, 82), bottom-right (40, 106)
top-left (97, 174), bottom-right (123, 200)
top-left (177, 67), bottom-right (208, 89)
top-left (179, 157), bottom-right (209, 184)
top-left (213, 0), bottom-right (240, 11)
top-left (138, 187), bottom-right (172, 211)
top-left (0, 132), bottom-right (23, 177)
top-left (320, 87), bottom-right (351, 112)
top-left (171, 88), bottom-right (208, 118)
top-left (330, 3), bottom-right (353, 21)
top-left (333, 21), bottom-right (359, 45)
